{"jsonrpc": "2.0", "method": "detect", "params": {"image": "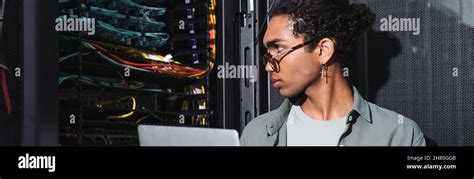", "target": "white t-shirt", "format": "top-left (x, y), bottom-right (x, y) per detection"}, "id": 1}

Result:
top-left (286, 105), bottom-right (348, 146)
